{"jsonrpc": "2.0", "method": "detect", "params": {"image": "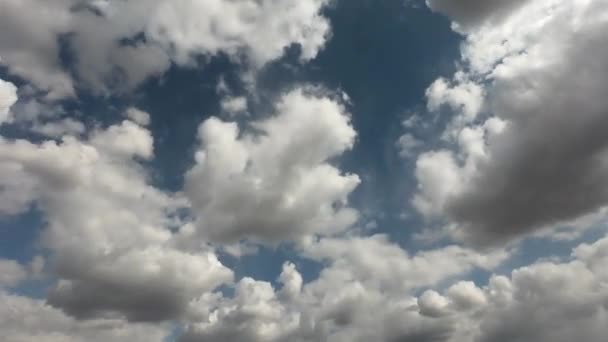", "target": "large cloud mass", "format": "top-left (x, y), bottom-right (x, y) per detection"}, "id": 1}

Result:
top-left (185, 88), bottom-right (360, 243)
top-left (0, 118), bottom-right (233, 322)
top-left (0, 0), bottom-right (331, 97)
top-left (414, 0), bottom-right (608, 245)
